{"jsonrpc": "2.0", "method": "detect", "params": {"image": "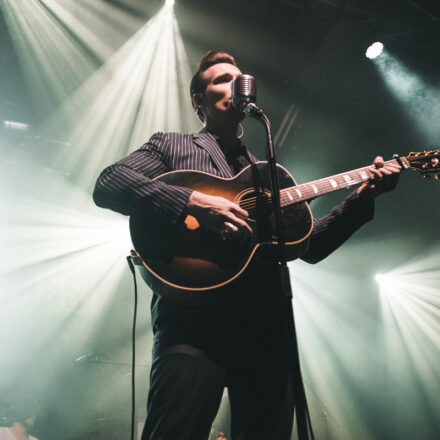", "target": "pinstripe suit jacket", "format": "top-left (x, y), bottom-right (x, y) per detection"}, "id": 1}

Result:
top-left (94, 130), bottom-right (374, 359)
